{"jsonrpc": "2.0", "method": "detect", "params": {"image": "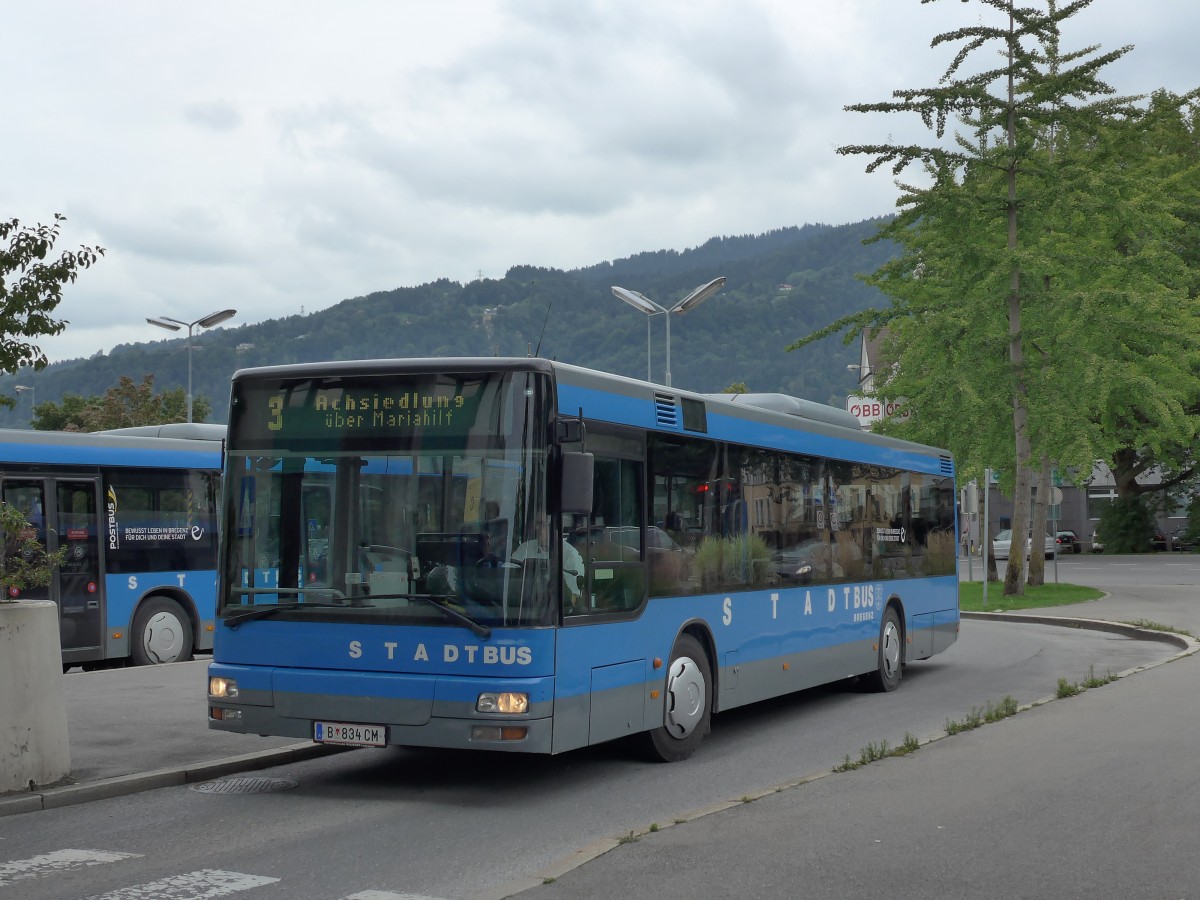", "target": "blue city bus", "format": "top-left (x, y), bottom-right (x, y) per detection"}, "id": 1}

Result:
top-left (208, 359), bottom-right (958, 760)
top-left (0, 424), bottom-right (223, 669)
